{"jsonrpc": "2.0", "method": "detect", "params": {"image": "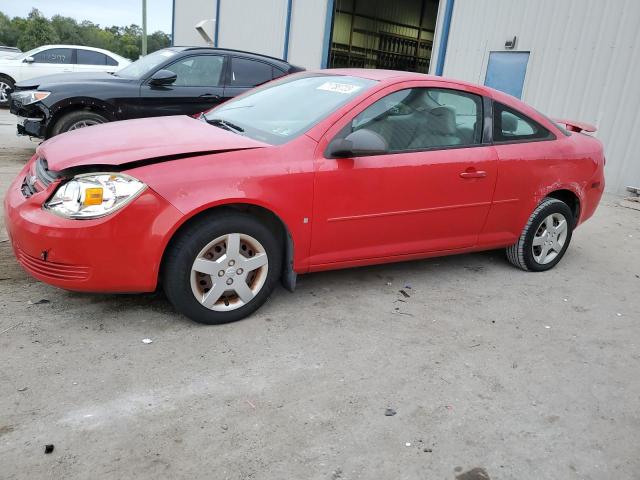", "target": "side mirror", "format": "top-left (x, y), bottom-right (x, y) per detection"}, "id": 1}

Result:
top-left (23, 56), bottom-right (35, 64)
top-left (326, 128), bottom-right (388, 158)
top-left (149, 69), bottom-right (177, 86)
